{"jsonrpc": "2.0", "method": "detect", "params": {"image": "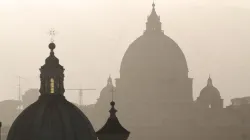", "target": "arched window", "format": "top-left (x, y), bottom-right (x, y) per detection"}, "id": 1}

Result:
top-left (50, 78), bottom-right (54, 94)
